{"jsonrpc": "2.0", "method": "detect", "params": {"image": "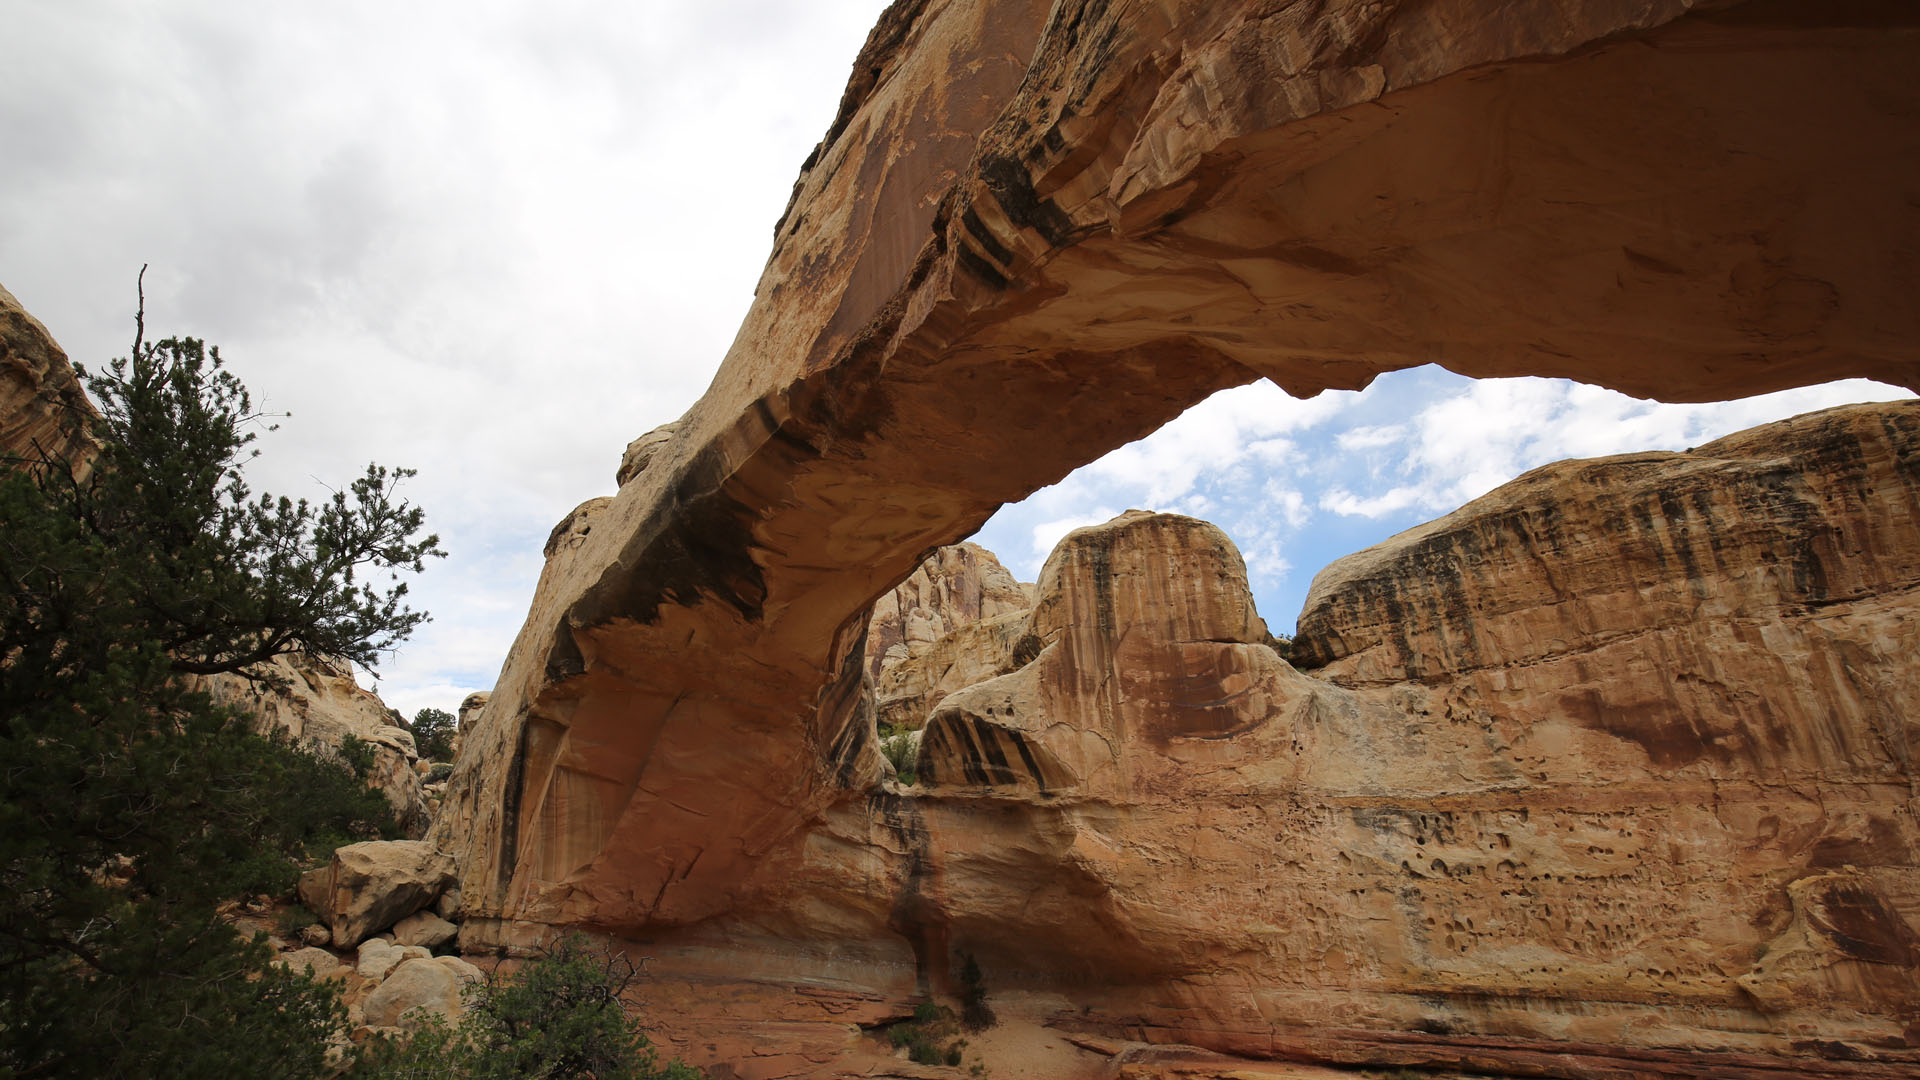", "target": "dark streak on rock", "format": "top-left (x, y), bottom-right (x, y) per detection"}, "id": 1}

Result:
top-left (978, 153), bottom-right (1078, 249)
